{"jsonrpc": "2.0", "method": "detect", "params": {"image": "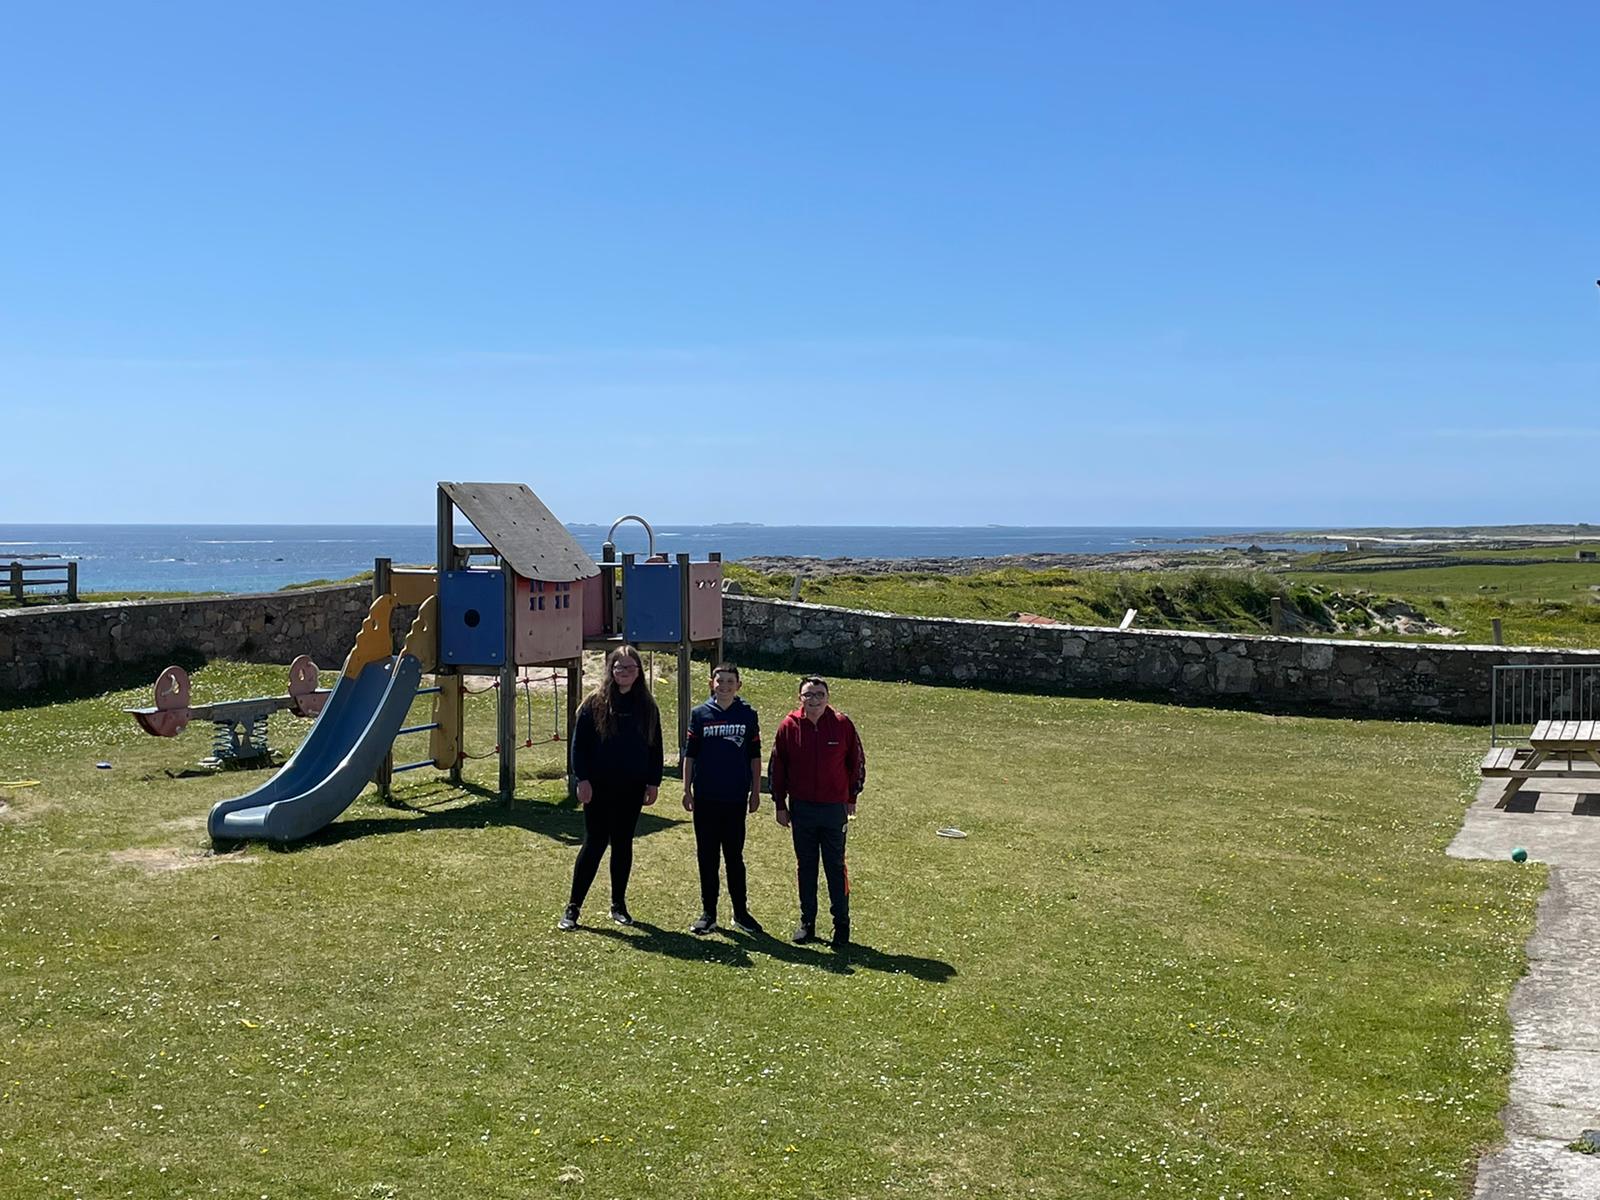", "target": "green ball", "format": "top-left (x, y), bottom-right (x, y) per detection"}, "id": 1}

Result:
top-left (1511, 847), bottom-right (1528, 863)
